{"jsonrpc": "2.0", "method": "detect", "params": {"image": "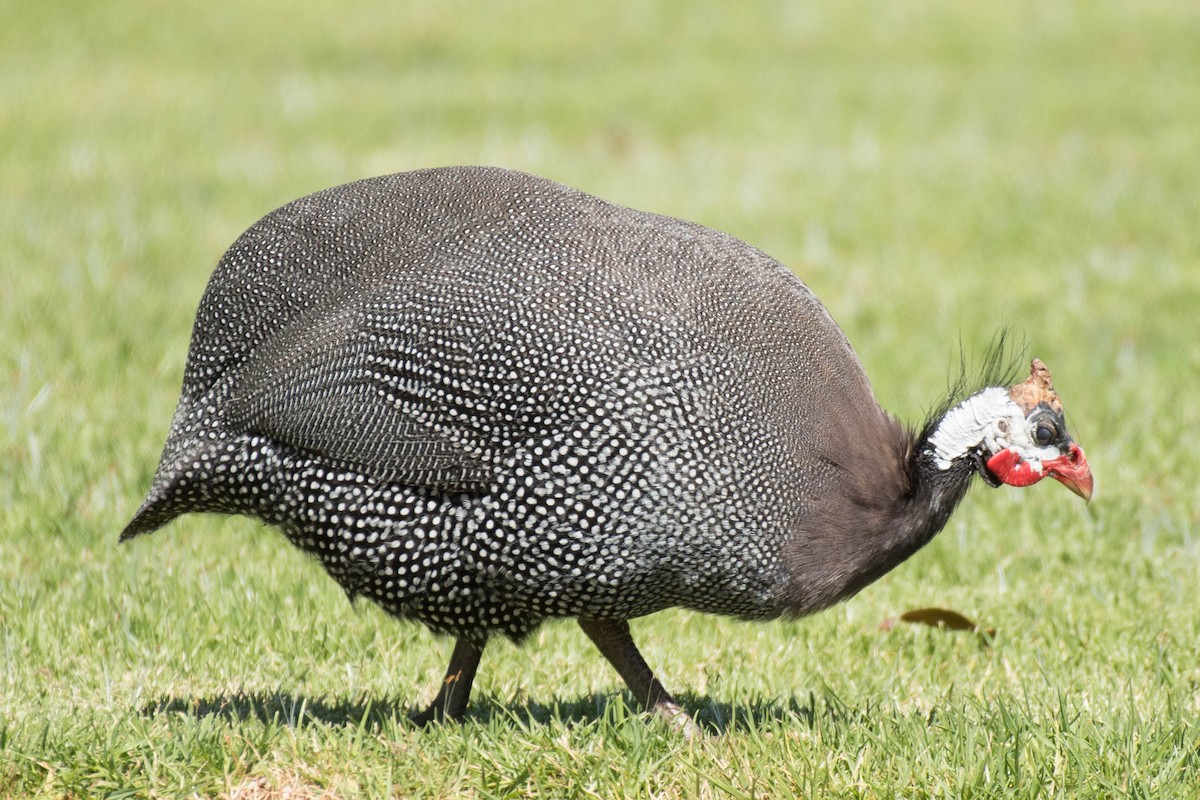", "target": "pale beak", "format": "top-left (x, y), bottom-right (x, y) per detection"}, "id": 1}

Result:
top-left (1046, 442), bottom-right (1093, 502)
